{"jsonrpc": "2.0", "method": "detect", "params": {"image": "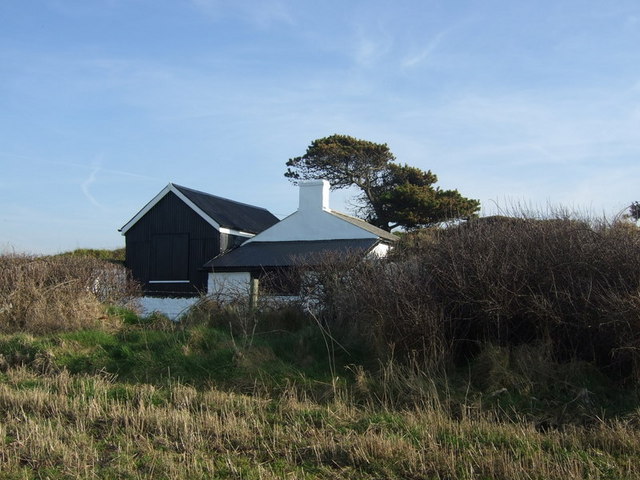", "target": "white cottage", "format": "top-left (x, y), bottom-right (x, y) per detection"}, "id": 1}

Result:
top-left (204, 180), bottom-right (397, 297)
